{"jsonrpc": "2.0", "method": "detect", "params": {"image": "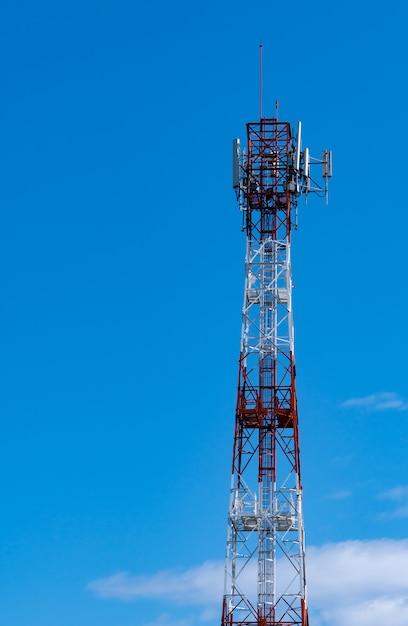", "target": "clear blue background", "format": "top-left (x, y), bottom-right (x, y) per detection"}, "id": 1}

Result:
top-left (0, 0), bottom-right (407, 625)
